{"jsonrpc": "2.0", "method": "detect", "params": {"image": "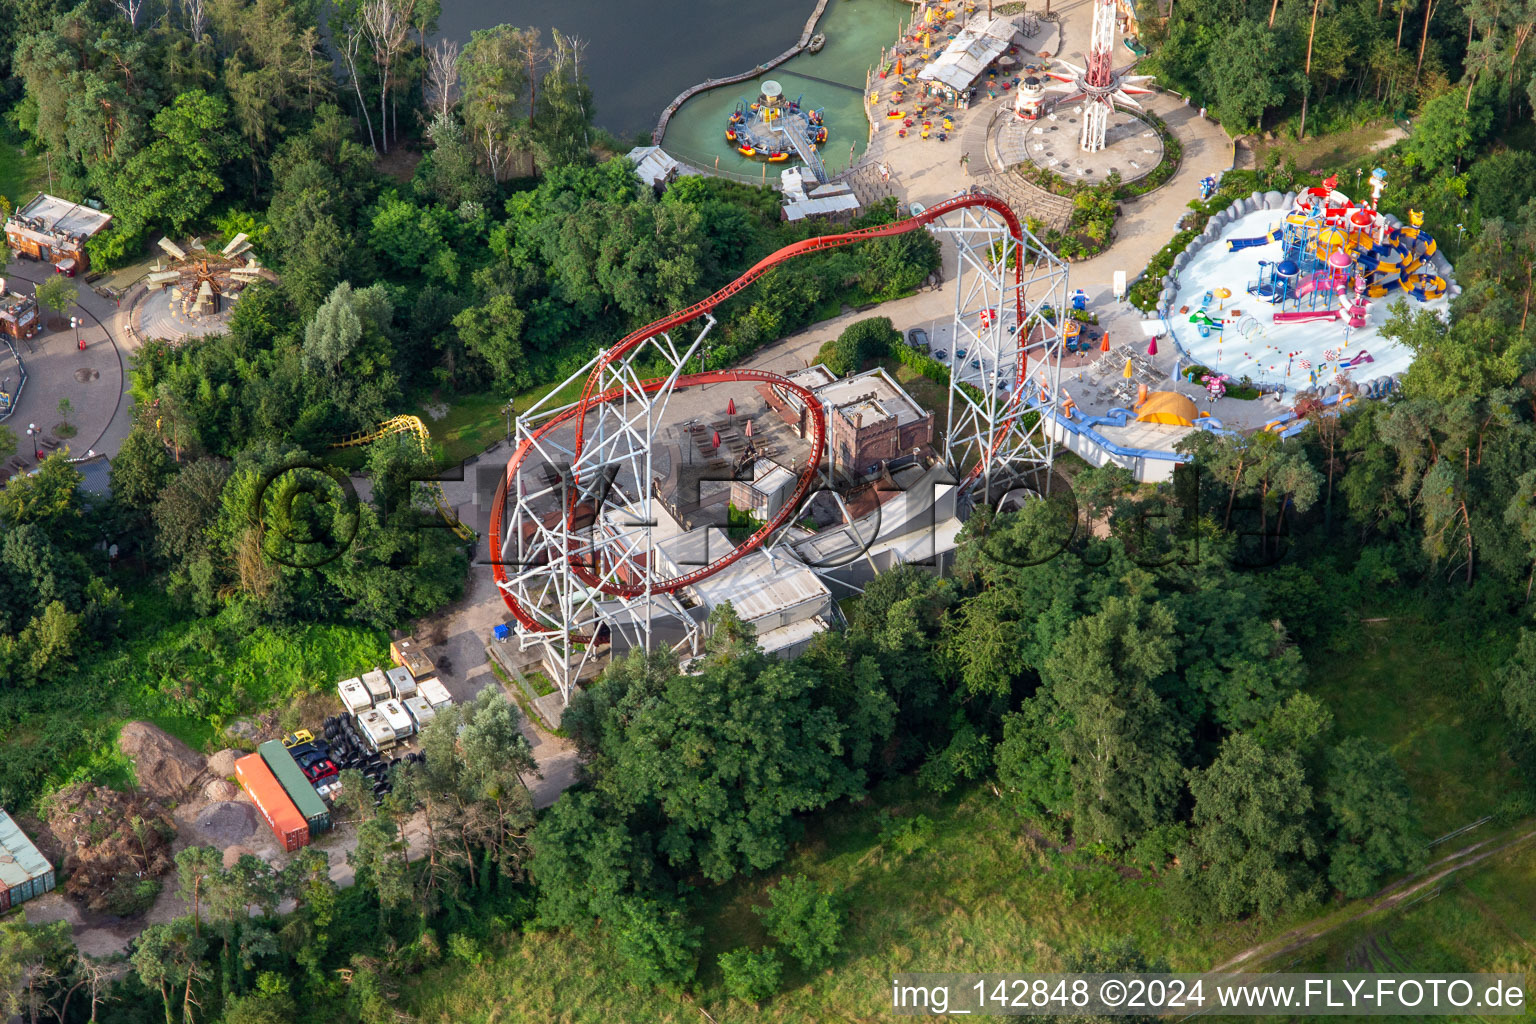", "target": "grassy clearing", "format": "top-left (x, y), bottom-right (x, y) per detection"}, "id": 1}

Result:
top-left (1249, 120), bottom-right (1402, 177)
top-left (0, 586), bottom-right (390, 810)
top-left (405, 780), bottom-right (1323, 1023)
top-left (1280, 836), bottom-right (1536, 979)
top-left (1312, 613), bottom-right (1519, 839)
top-left (410, 376), bottom-right (588, 466)
top-left (399, 606), bottom-right (1532, 1023)
top-left (0, 130), bottom-right (44, 209)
